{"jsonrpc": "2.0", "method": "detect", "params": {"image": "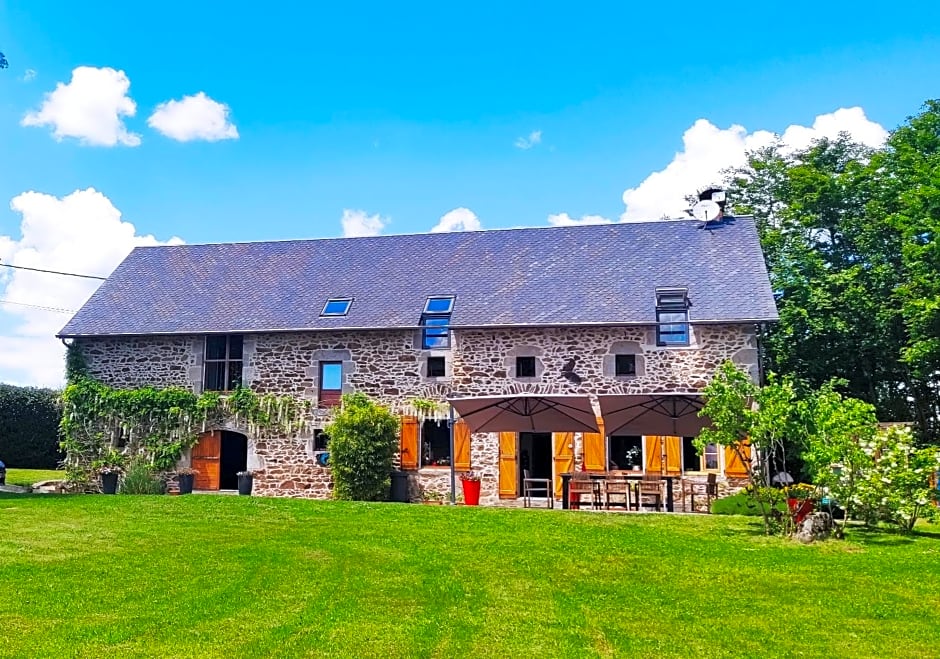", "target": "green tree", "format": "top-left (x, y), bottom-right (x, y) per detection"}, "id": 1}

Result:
top-left (325, 392), bottom-right (399, 501)
top-left (697, 362), bottom-right (804, 534)
top-left (0, 51), bottom-right (7, 69)
top-left (726, 126), bottom-right (936, 441)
